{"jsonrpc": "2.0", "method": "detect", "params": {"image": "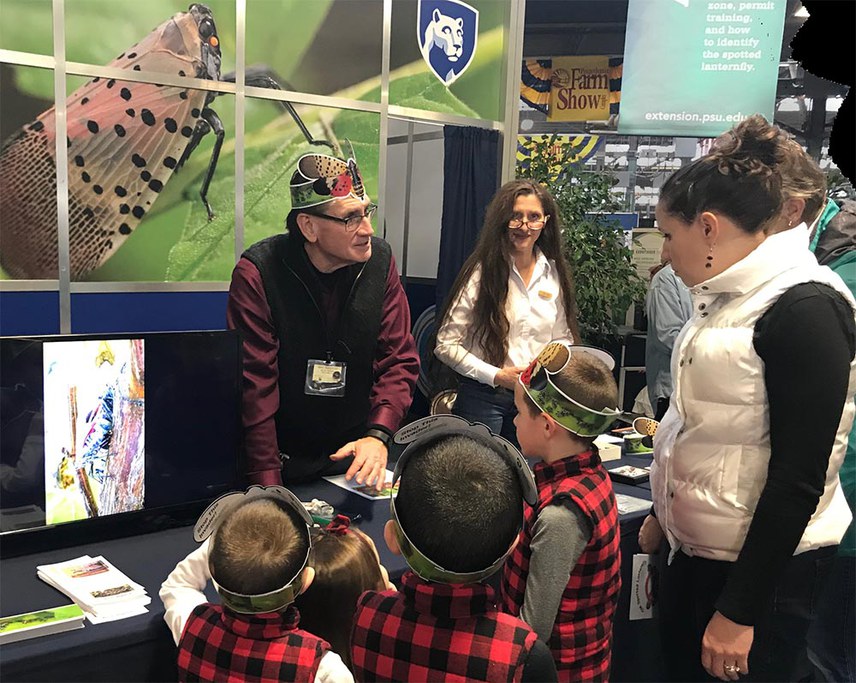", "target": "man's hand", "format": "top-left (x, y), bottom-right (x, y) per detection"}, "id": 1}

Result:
top-left (701, 611), bottom-right (752, 681)
top-left (330, 437), bottom-right (389, 491)
top-left (638, 514), bottom-right (665, 553)
top-left (494, 366), bottom-right (528, 390)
